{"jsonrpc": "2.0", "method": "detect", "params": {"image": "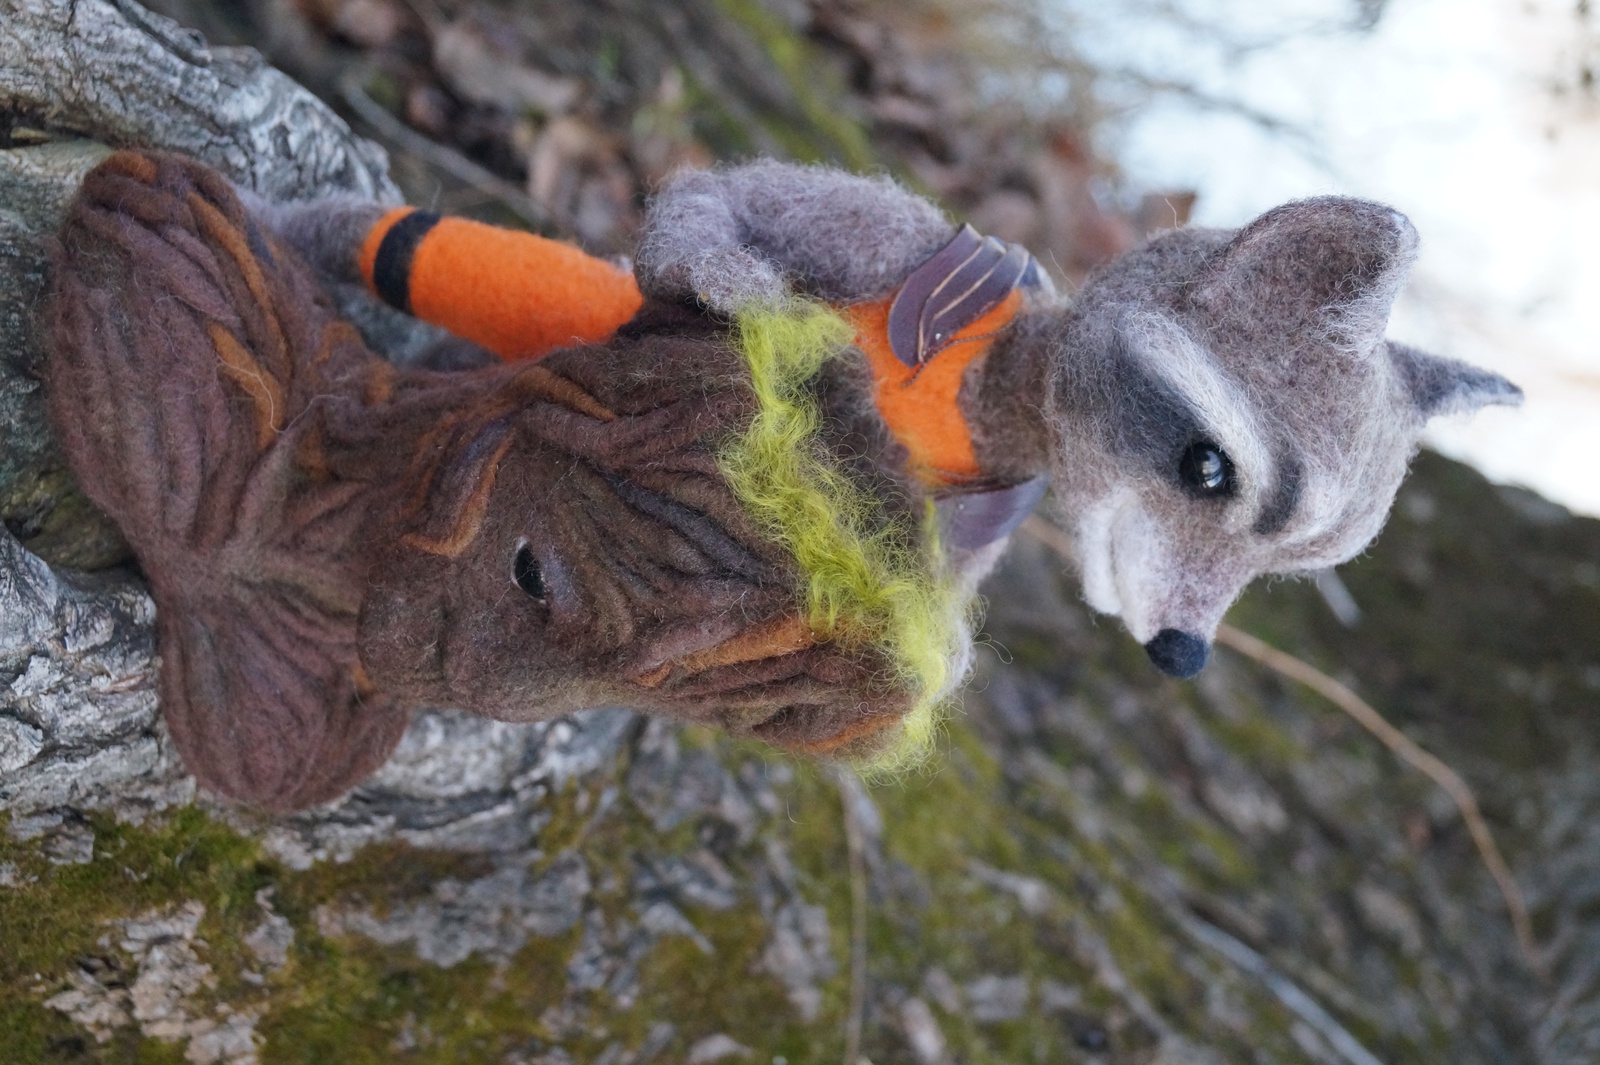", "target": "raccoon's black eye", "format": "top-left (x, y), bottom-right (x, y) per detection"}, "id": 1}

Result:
top-left (512, 542), bottom-right (546, 601)
top-left (1179, 440), bottom-right (1234, 498)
